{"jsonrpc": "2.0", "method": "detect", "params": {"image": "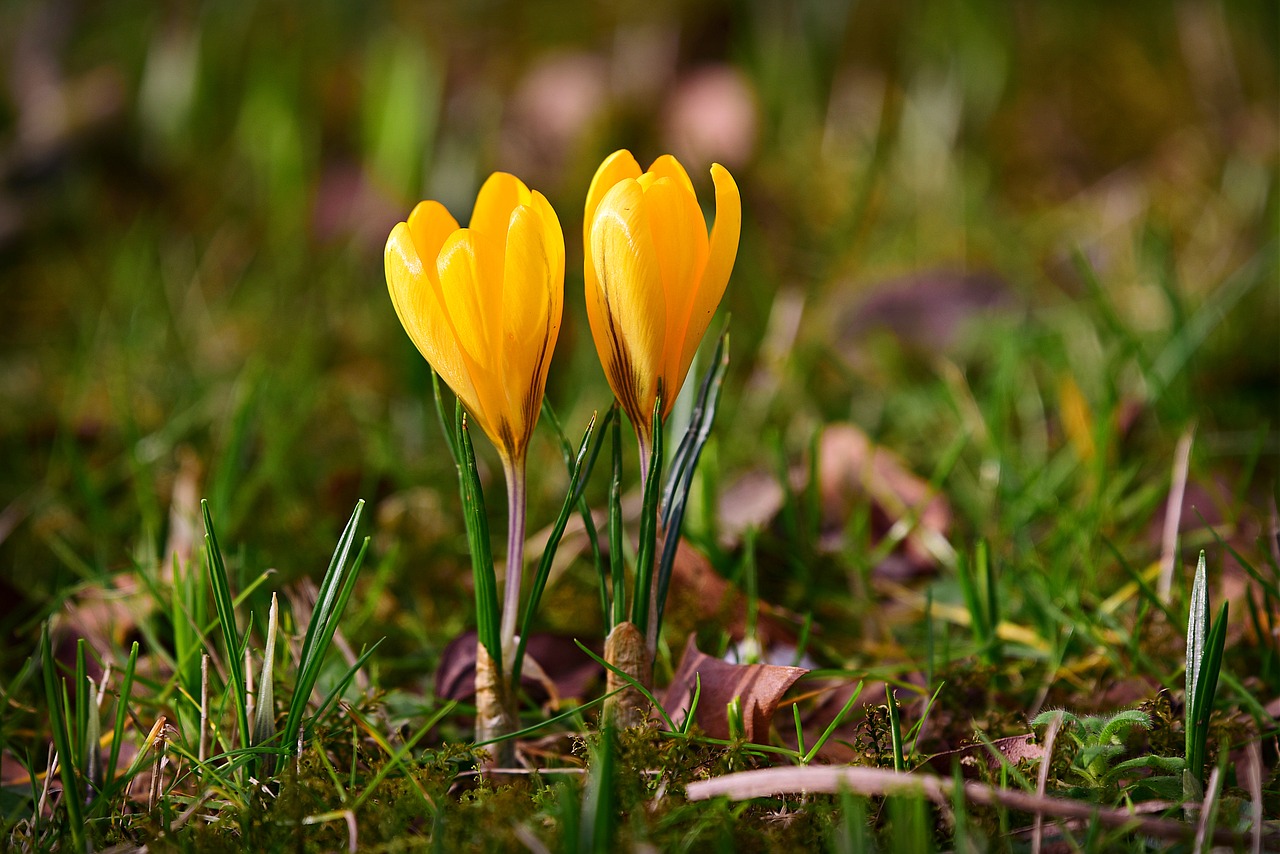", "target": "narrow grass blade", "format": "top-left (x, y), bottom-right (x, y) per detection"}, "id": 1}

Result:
top-left (804, 681), bottom-right (864, 764)
top-left (542, 399), bottom-right (611, 639)
top-left (580, 726), bottom-right (616, 853)
top-left (455, 408), bottom-right (501, 673)
top-left (886, 686), bottom-right (905, 772)
top-left (349, 701), bottom-right (457, 812)
top-left (1188, 602), bottom-right (1229, 788)
top-left (202, 499), bottom-right (251, 751)
top-left (512, 413), bottom-right (597, 686)
top-left (1149, 244), bottom-right (1276, 398)
top-left (957, 541), bottom-right (993, 659)
top-left (74, 639), bottom-right (88, 787)
top-left (252, 593), bottom-right (279, 775)
top-left (106, 641), bottom-right (139, 786)
top-left (84, 672), bottom-right (101, 801)
top-left (311, 640), bottom-right (384, 728)
top-left (661, 328), bottom-right (729, 525)
top-left (574, 639), bottom-right (678, 732)
top-left (833, 785), bottom-right (872, 854)
top-left (656, 329), bottom-right (729, 632)
top-left (293, 503), bottom-right (366, 684)
top-left (171, 551), bottom-right (208, 730)
top-left (1185, 550), bottom-right (1209, 769)
top-left (631, 399), bottom-right (664, 635)
top-left (979, 540), bottom-right (1001, 664)
top-left (1103, 536), bottom-right (1179, 624)
top-left (40, 624), bottom-right (85, 852)
top-left (282, 502), bottom-right (369, 755)
top-left (431, 370), bottom-right (460, 464)
top-left (555, 777), bottom-right (581, 851)
top-left (682, 675), bottom-right (704, 737)
top-left (726, 697), bottom-right (745, 741)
